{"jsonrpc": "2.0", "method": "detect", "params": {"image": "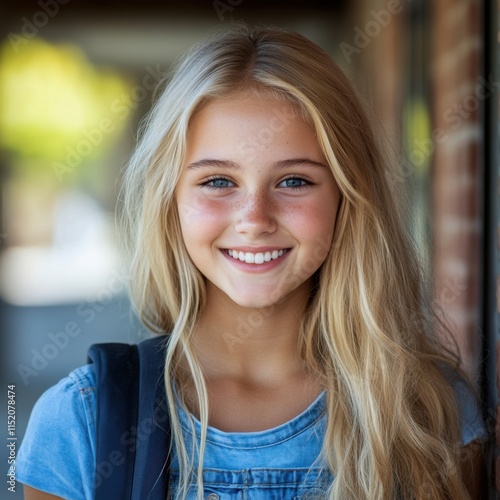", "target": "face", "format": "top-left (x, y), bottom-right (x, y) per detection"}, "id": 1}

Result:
top-left (175, 93), bottom-right (341, 309)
